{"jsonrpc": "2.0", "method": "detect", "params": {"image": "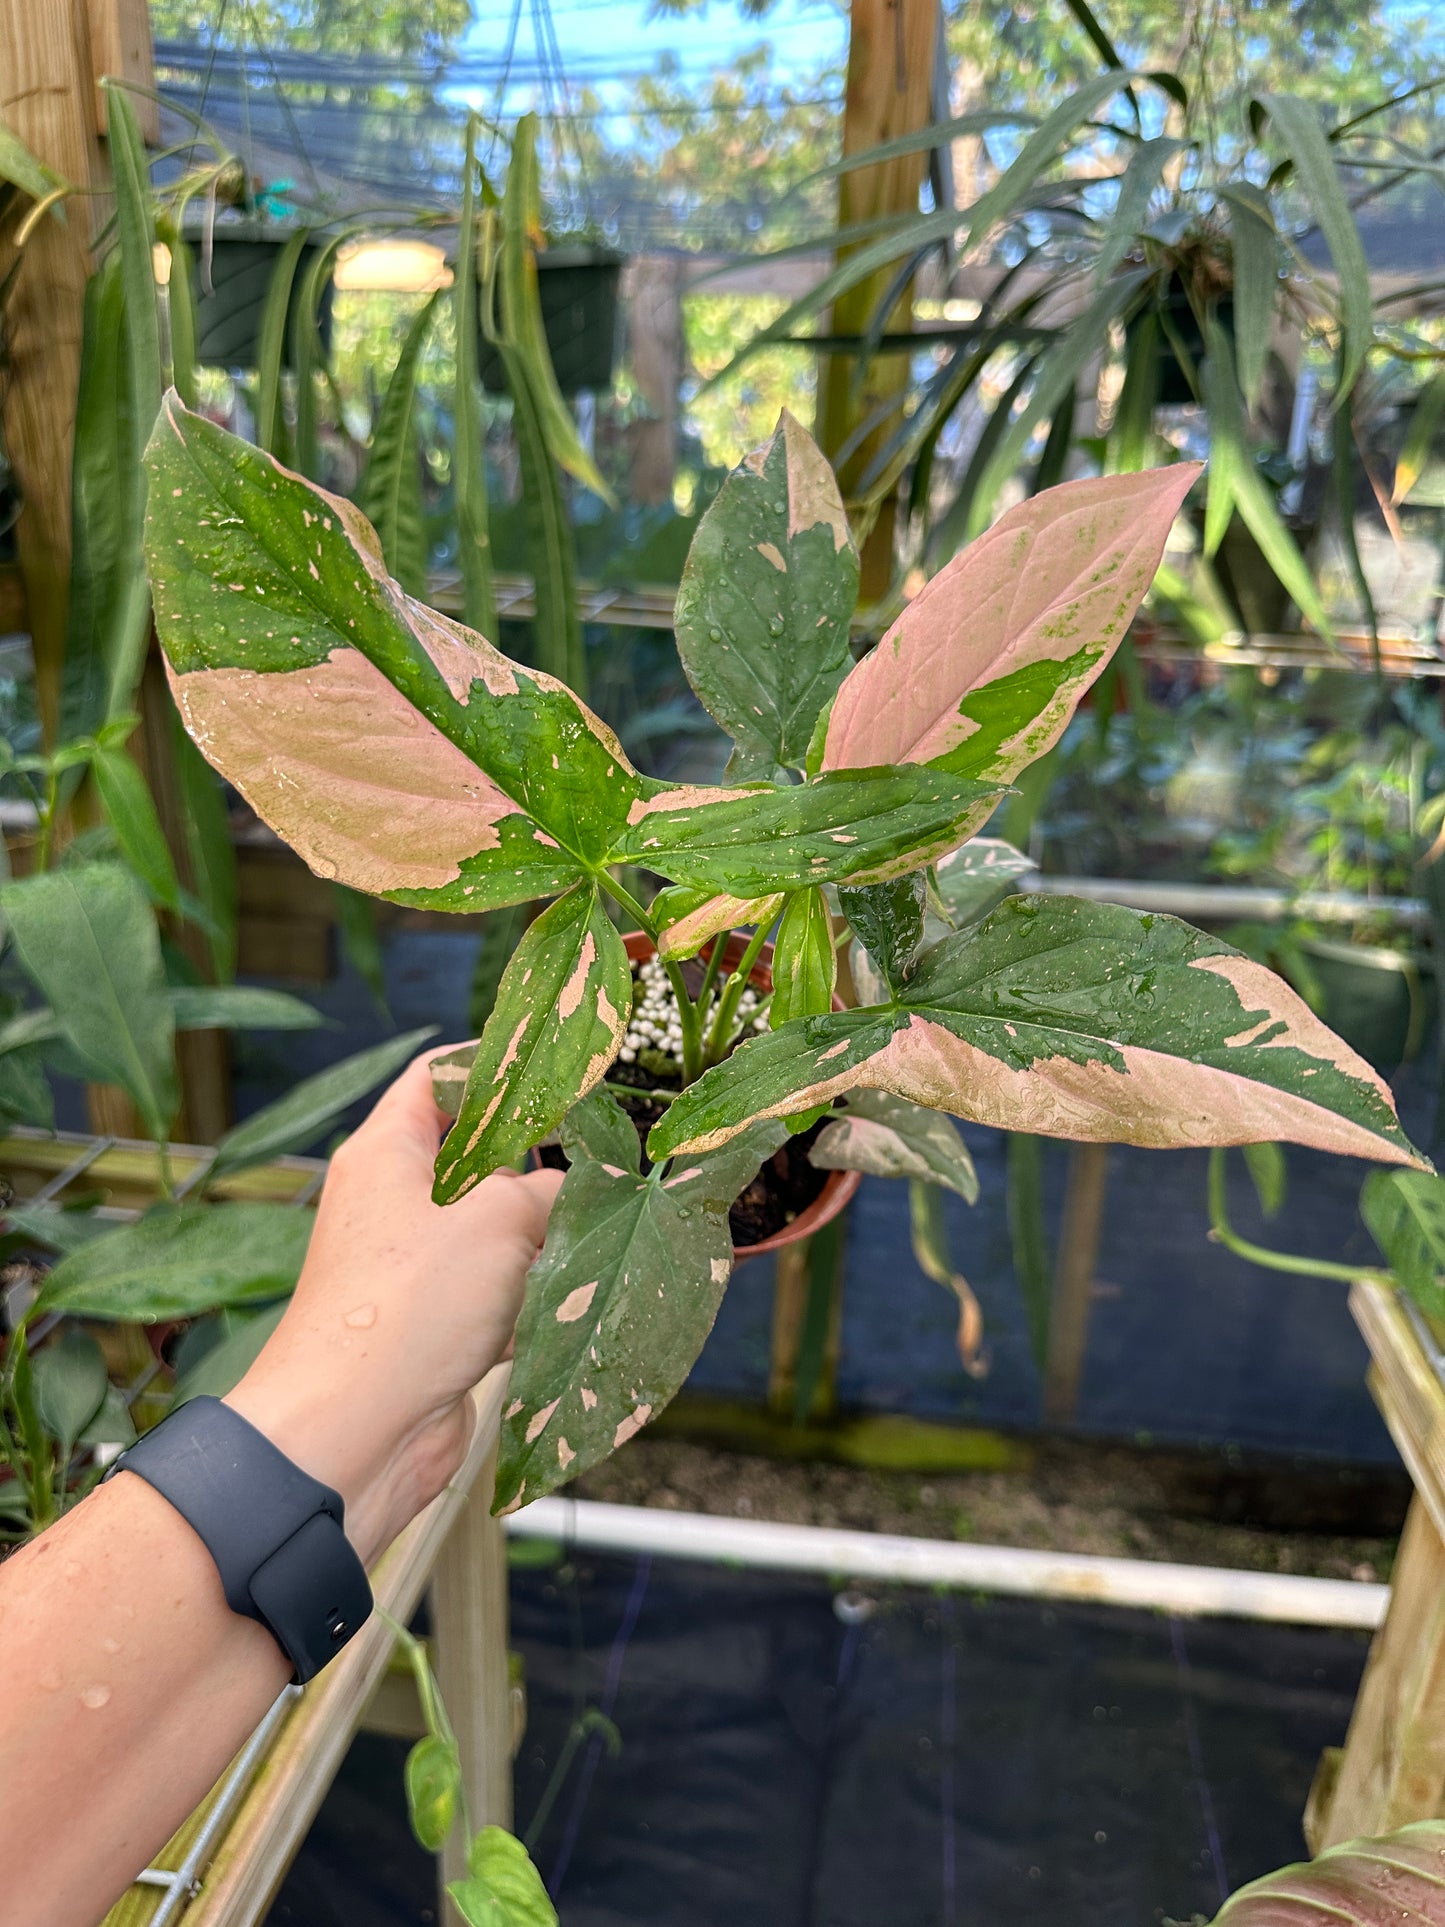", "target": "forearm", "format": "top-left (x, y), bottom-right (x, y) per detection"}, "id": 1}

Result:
top-left (0, 1472), bottom-right (290, 1927)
